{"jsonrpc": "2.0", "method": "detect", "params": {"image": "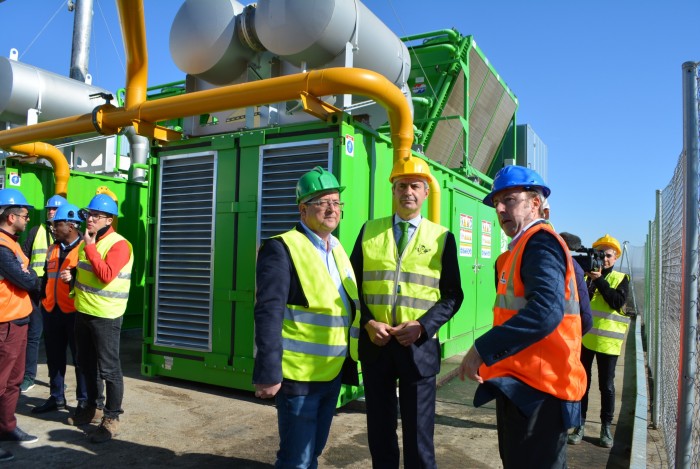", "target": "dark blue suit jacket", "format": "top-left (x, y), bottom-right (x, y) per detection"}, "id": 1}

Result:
top-left (350, 221), bottom-right (463, 377)
top-left (252, 224), bottom-right (359, 394)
